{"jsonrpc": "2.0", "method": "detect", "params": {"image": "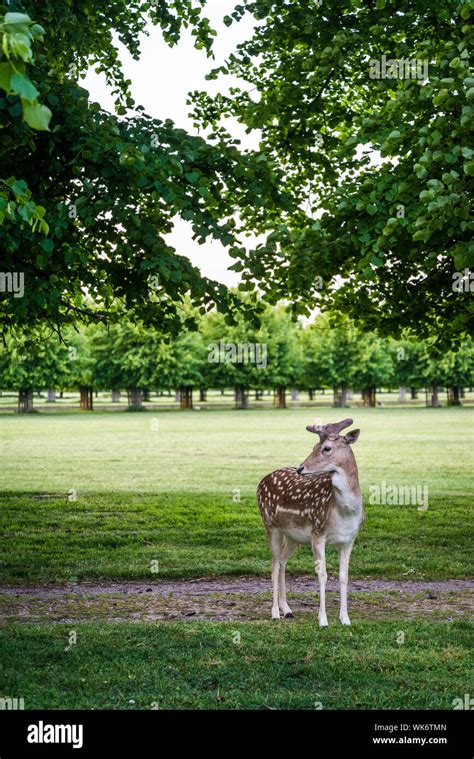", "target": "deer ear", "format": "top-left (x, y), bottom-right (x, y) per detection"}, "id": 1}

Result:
top-left (344, 429), bottom-right (360, 445)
